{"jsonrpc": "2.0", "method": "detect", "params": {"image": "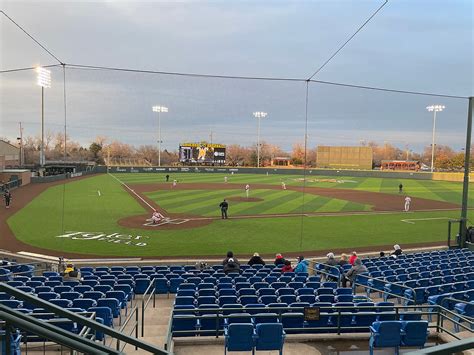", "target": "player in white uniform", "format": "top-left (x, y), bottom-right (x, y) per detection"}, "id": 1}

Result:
top-left (404, 196), bottom-right (412, 212)
top-left (224, 176), bottom-right (228, 183)
top-left (281, 182), bottom-right (286, 190)
top-left (245, 184), bottom-right (250, 198)
top-left (151, 211), bottom-right (165, 224)
top-left (172, 179), bottom-right (177, 188)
